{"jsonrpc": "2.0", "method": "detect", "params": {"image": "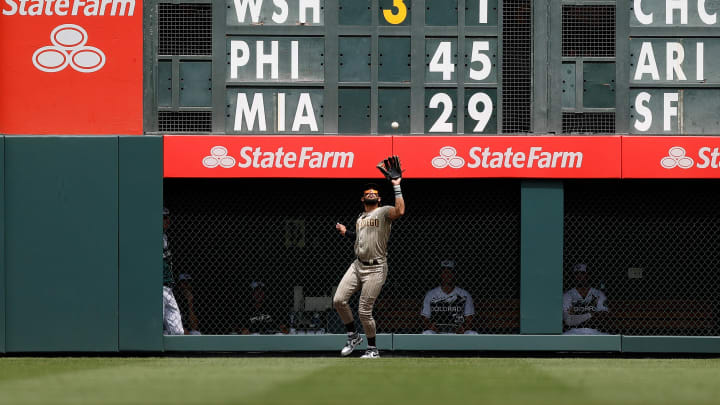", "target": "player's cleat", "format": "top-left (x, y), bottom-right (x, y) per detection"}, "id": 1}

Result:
top-left (360, 347), bottom-right (380, 358)
top-left (341, 333), bottom-right (363, 357)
